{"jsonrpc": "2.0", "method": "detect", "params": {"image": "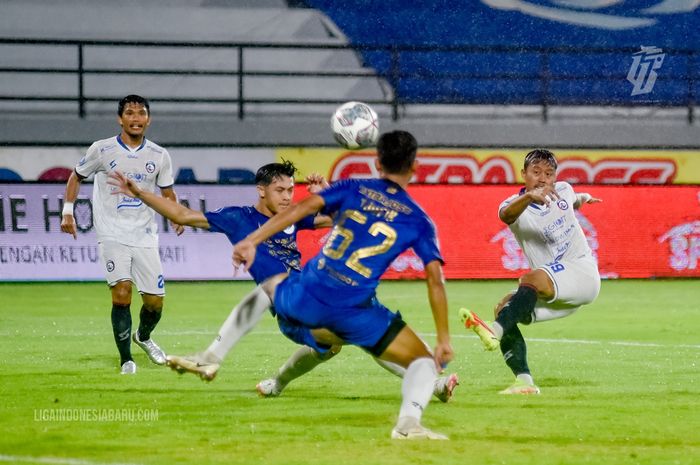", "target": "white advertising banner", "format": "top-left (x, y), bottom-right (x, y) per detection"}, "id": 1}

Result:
top-left (0, 184), bottom-right (262, 281)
